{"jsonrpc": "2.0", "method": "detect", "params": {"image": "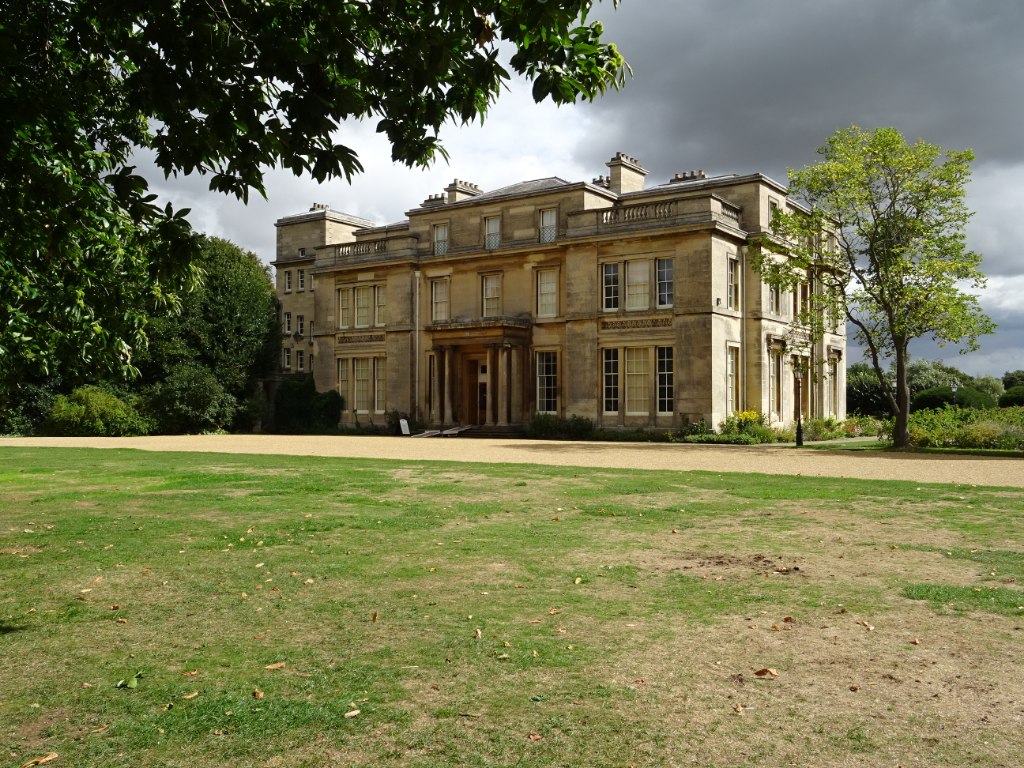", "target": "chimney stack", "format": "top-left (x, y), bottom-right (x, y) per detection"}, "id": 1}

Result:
top-left (445, 179), bottom-right (482, 203)
top-left (605, 152), bottom-right (648, 195)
